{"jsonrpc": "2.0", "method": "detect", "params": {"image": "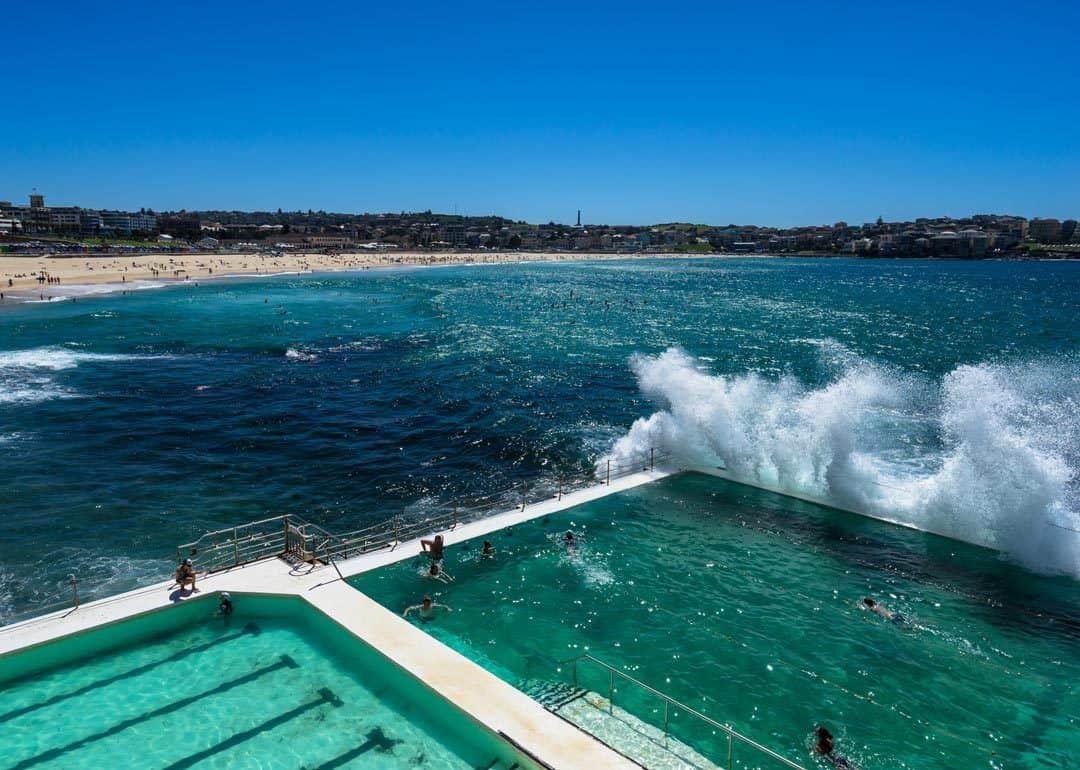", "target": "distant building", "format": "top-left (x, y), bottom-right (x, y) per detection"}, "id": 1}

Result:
top-left (157, 213), bottom-right (201, 240)
top-left (29, 193), bottom-right (44, 209)
top-left (1028, 218), bottom-right (1061, 243)
top-left (1061, 219), bottom-right (1077, 243)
